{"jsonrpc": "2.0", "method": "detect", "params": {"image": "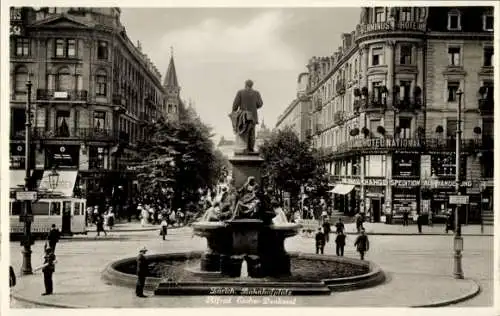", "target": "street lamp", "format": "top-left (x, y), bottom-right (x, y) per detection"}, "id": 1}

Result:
top-left (21, 75), bottom-right (33, 276)
top-left (453, 88), bottom-right (464, 279)
top-left (48, 167), bottom-right (60, 190)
